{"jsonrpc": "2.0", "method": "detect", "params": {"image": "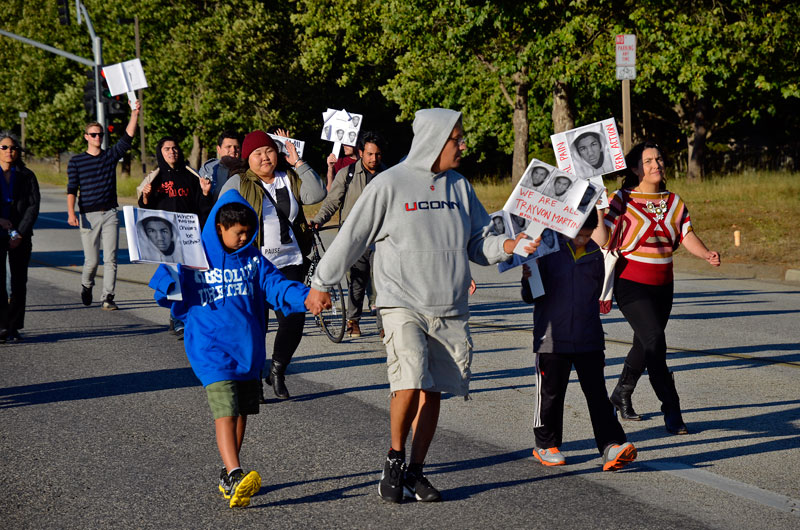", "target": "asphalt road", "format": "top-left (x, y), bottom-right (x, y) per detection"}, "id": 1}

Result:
top-left (1, 187), bottom-right (799, 528)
